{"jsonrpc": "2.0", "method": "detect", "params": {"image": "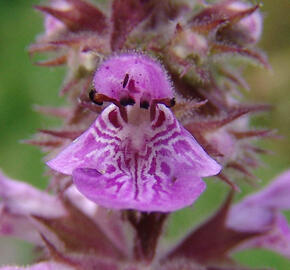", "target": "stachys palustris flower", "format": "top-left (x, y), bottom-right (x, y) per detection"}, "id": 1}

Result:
top-left (47, 53), bottom-right (221, 212)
